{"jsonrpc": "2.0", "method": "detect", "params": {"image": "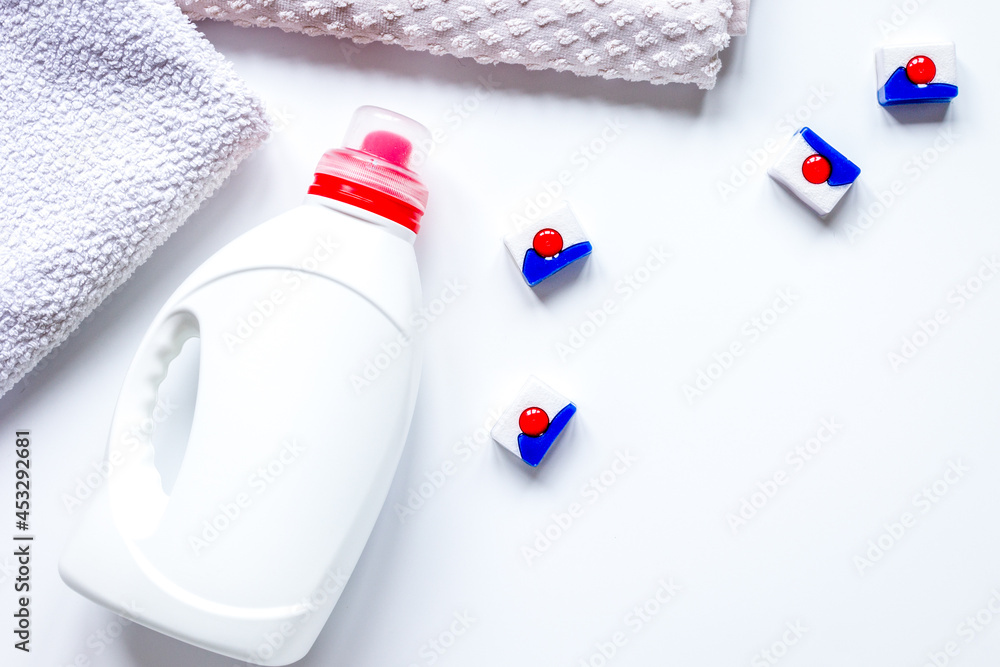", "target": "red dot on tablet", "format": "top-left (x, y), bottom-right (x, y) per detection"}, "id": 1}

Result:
top-left (802, 154), bottom-right (832, 184)
top-left (532, 229), bottom-right (564, 258)
top-left (906, 56), bottom-right (936, 85)
top-left (519, 407), bottom-right (550, 437)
